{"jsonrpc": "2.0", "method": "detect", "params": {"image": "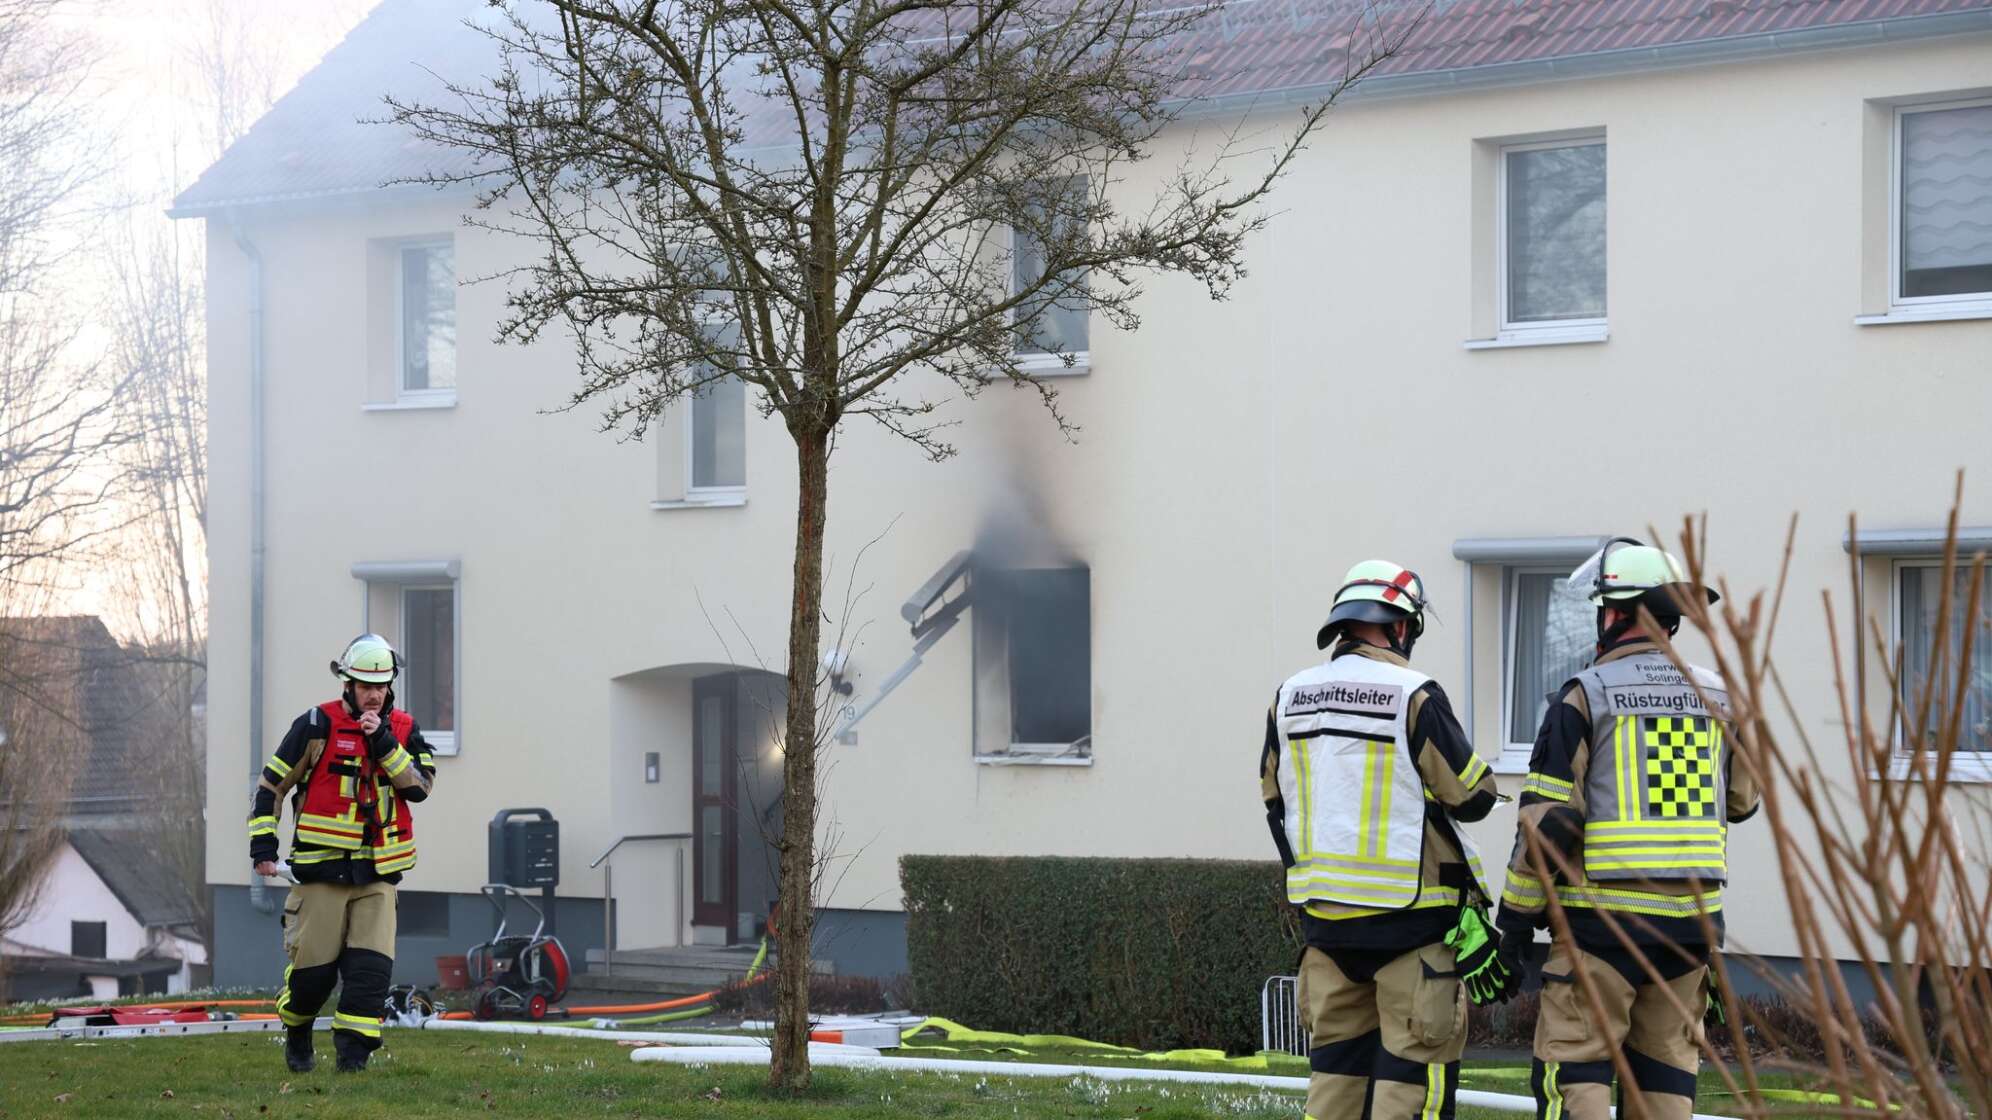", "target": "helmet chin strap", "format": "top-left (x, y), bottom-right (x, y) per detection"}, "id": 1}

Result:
top-left (1596, 602), bottom-right (1682, 650)
top-left (1386, 619), bottom-right (1420, 658)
